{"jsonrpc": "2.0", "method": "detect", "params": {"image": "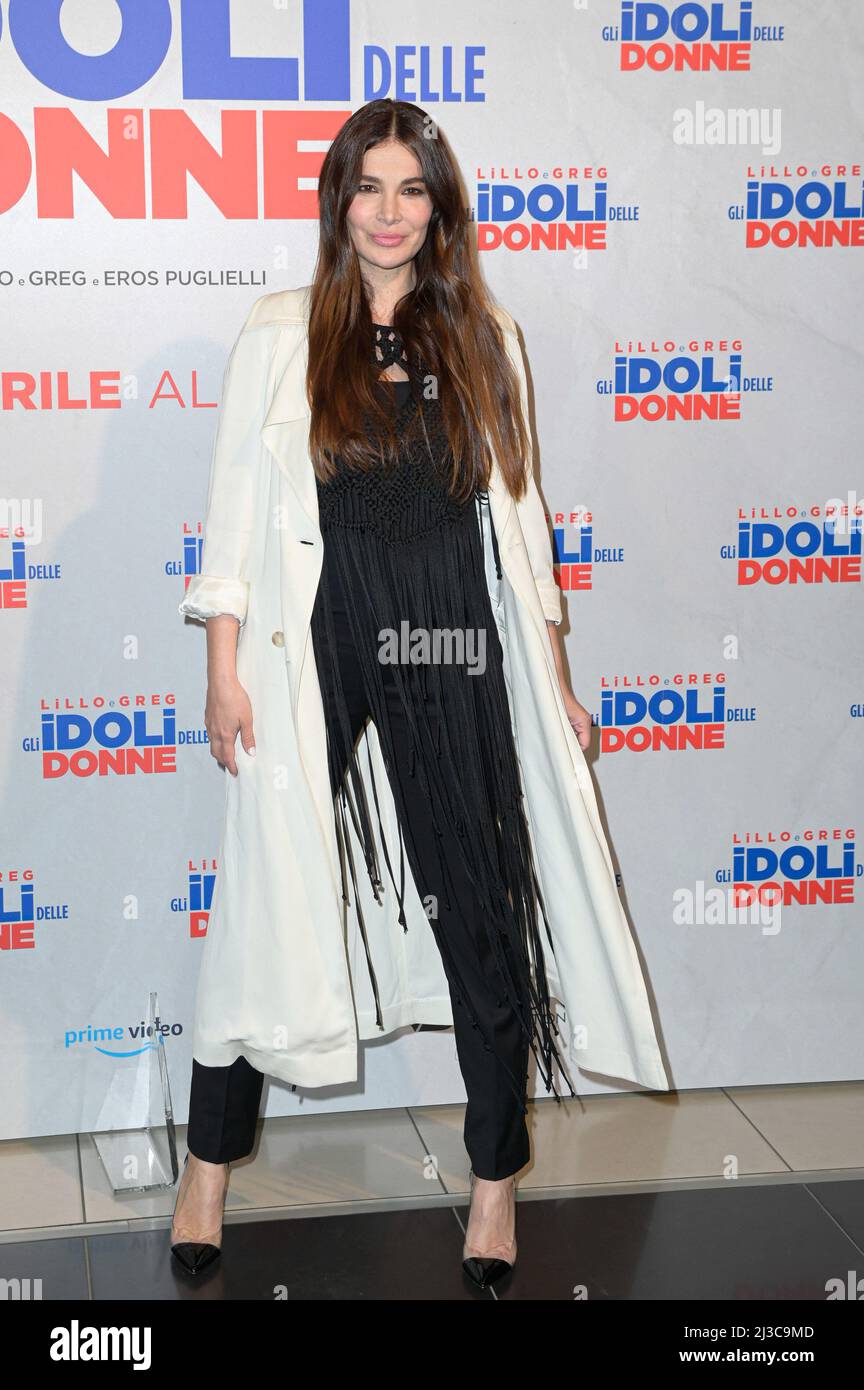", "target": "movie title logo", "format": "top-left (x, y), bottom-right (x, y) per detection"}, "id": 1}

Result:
top-left (604, 338), bottom-right (773, 421)
top-left (728, 506), bottom-right (863, 585)
top-left (474, 166), bottom-right (637, 253)
top-left (733, 164), bottom-right (864, 248)
top-left (172, 523), bottom-right (204, 595)
top-left (724, 828), bottom-right (858, 907)
top-left (597, 671), bottom-right (756, 751)
top-left (0, 868), bottom-right (70, 952)
top-left (33, 695), bottom-right (178, 778)
top-left (0, 2), bottom-right (486, 220)
top-left (0, 527), bottom-right (58, 611)
top-left (604, 2), bottom-right (785, 73)
top-left (550, 508), bottom-right (625, 592)
top-left (171, 860), bottom-right (216, 940)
